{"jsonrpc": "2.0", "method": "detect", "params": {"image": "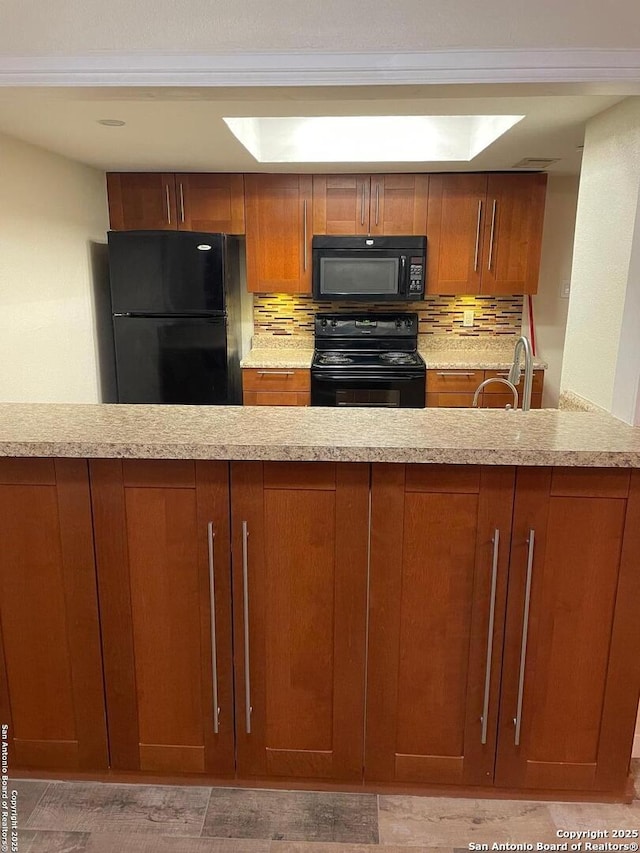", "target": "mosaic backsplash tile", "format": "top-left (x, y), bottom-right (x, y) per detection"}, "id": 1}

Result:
top-left (253, 294), bottom-right (524, 337)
